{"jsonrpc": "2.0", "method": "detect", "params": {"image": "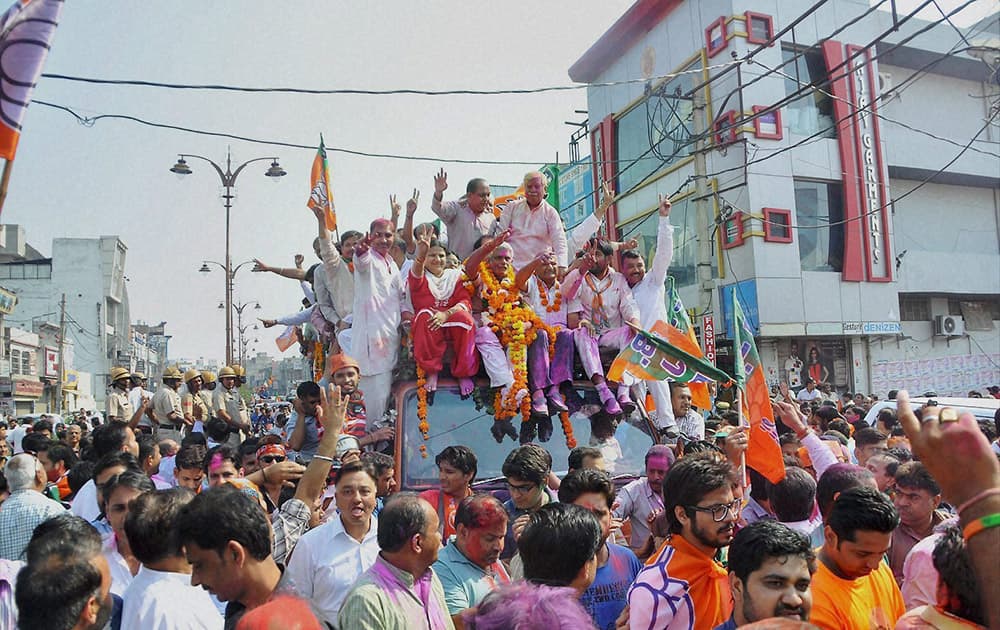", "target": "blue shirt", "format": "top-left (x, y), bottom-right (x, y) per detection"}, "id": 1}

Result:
top-left (581, 542), bottom-right (642, 630)
top-left (284, 411), bottom-right (320, 461)
top-left (432, 536), bottom-right (511, 614)
top-left (714, 616), bottom-right (738, 630)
